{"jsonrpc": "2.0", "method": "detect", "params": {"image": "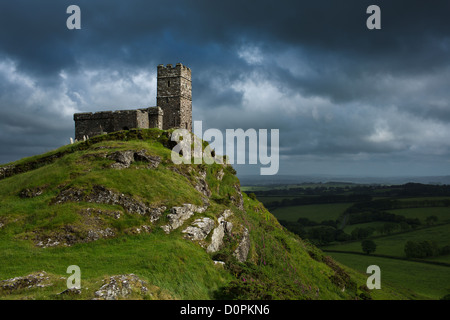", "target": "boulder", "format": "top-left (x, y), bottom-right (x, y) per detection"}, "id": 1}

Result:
top-left (206, 210), bottom-right (234, 253)
top-left (161, 204), bottom-right (208, 234)
top-left (233, 227), bottom-right (250, 262)
top-left (94, 274), bottom-right (149, 300)
top-left (182, 217), bottom-right (215, 241)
